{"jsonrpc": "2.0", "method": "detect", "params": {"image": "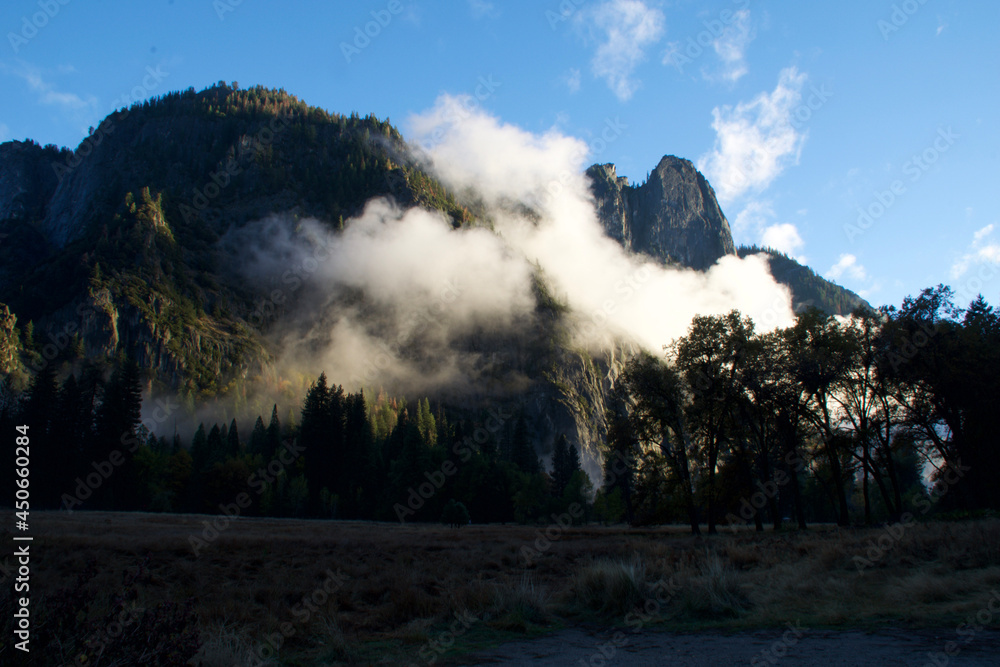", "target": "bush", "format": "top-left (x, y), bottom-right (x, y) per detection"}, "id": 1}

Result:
top-left (442, 499), bottom-right (471, 527)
